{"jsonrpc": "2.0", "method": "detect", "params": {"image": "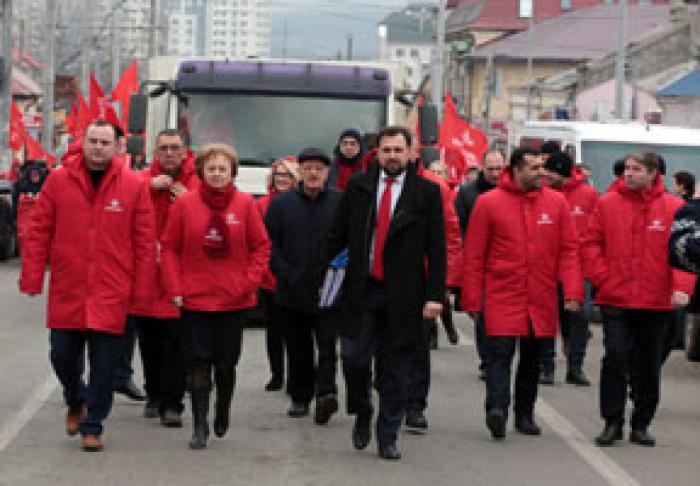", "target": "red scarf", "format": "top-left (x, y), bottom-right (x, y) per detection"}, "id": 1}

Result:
top-left (199, 182), bottom-right (235, 257)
